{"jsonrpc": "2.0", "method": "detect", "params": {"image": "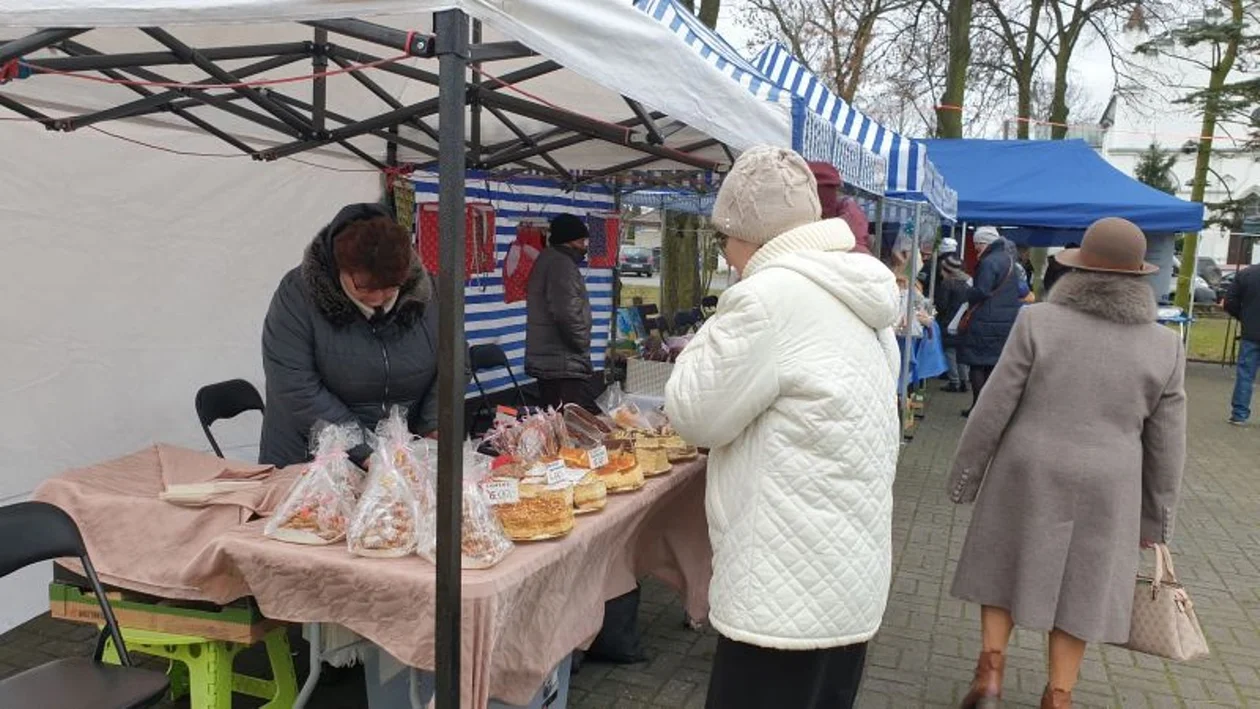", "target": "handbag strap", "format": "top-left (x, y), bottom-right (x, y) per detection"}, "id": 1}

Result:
top-left (1153, 543), bottom-right (1179, 588)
